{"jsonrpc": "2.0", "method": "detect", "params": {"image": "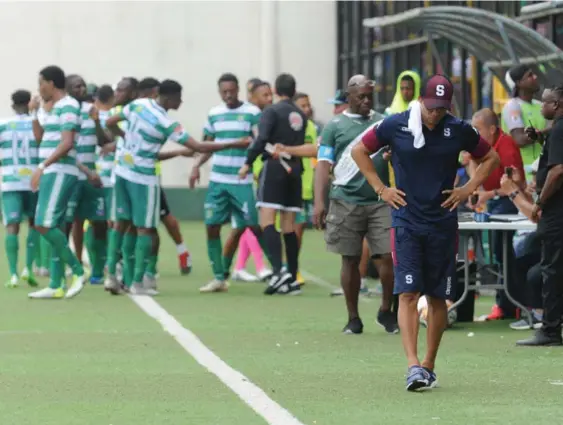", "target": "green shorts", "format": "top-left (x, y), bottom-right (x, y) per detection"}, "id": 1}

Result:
top-left (296, 200), bottom-right (313, 225)
top-left (205, 181), bottom-right (258, 227)
top-left (66, 180), bottom-right (106, 222)
top-left (104, 187), bottom-right (115, 222)
top-left (114, 174), bottom-right (160, 228)
top-left (1, 191), bottom-right (38, 225)
top-left (35, 172), bottom-right (77, 228)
